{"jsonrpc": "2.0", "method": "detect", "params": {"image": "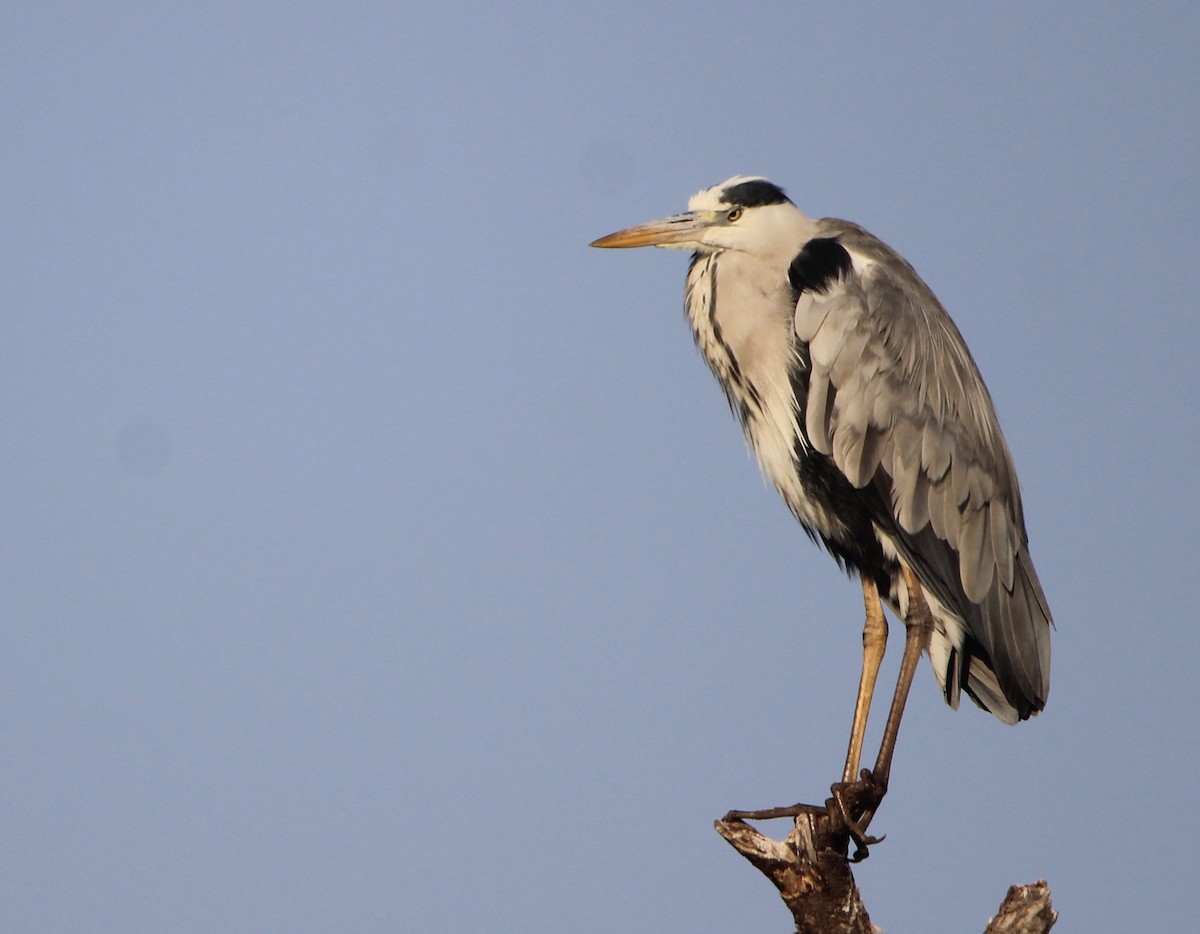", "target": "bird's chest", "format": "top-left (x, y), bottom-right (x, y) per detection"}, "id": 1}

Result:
top-left (685, 253), bottom-right (814, 519)
top-left (687, 255), bottom-right (795, 383)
